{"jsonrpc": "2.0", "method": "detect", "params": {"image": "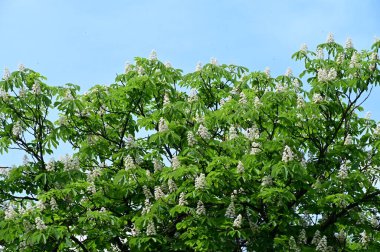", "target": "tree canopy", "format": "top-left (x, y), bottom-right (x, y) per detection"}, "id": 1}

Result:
top-left (0, 36), bottom-right (380, 251)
